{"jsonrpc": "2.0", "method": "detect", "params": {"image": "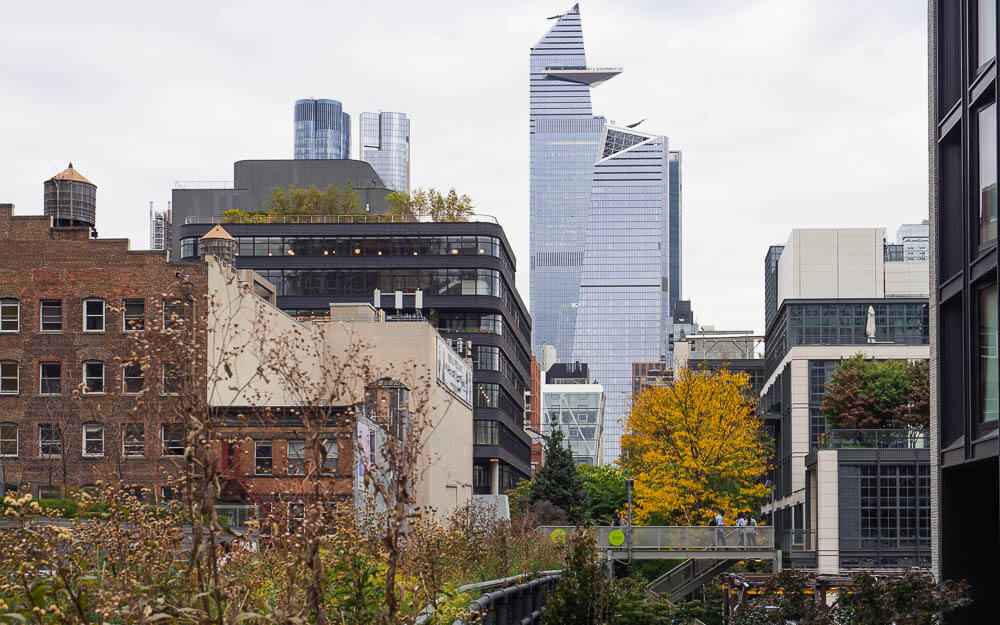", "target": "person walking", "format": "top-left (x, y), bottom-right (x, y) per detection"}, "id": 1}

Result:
top-left (714, 509), bottom-right (725, 546)
top-left (735, 511), bottom-right (747, 546)
top-left (746, 511), bottom-right (758, 547)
